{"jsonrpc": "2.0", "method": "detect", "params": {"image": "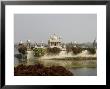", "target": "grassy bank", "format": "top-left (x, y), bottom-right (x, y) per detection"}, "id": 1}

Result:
top-left (36, 57), bottom-right (97, 68)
